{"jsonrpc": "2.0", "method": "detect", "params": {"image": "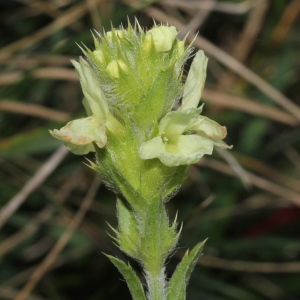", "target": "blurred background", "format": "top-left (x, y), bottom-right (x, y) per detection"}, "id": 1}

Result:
top-left (0, 0), bottom-right (300, 299)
